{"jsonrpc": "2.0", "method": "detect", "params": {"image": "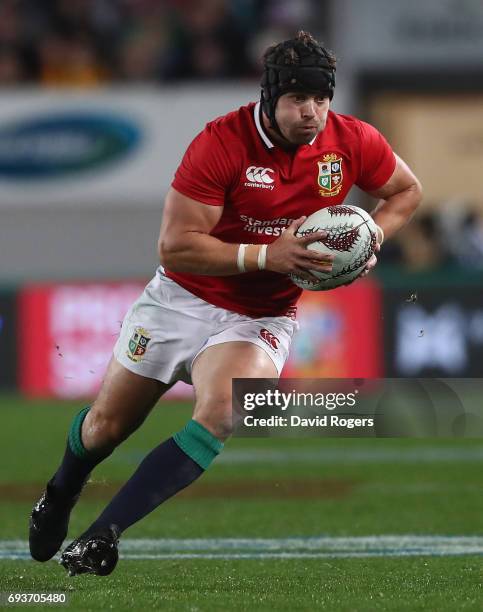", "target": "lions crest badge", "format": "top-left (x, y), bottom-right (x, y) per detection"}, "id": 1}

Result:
top-left (126, 327), bottom-right (151, 362)
top-left (317, 153), bottom-right (343, 197)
